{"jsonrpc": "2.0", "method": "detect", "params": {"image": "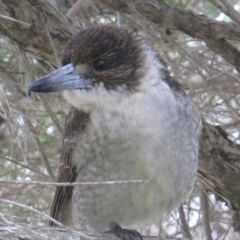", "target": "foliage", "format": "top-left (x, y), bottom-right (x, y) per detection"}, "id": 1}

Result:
top-left (0, 0), bottom-right (240, 239)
